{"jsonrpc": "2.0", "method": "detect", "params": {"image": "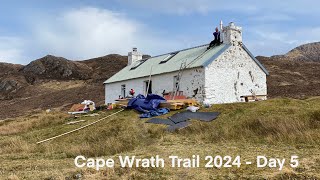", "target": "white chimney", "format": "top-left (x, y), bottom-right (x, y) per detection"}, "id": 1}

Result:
top-left (220, 20), bottom-right (223, 31)
top-left (222, 22), bottom-right (243, 46)
top-left (128, 47), bottom-right (143, 66)
top-left (220, 20), bottom-right (224, 43)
